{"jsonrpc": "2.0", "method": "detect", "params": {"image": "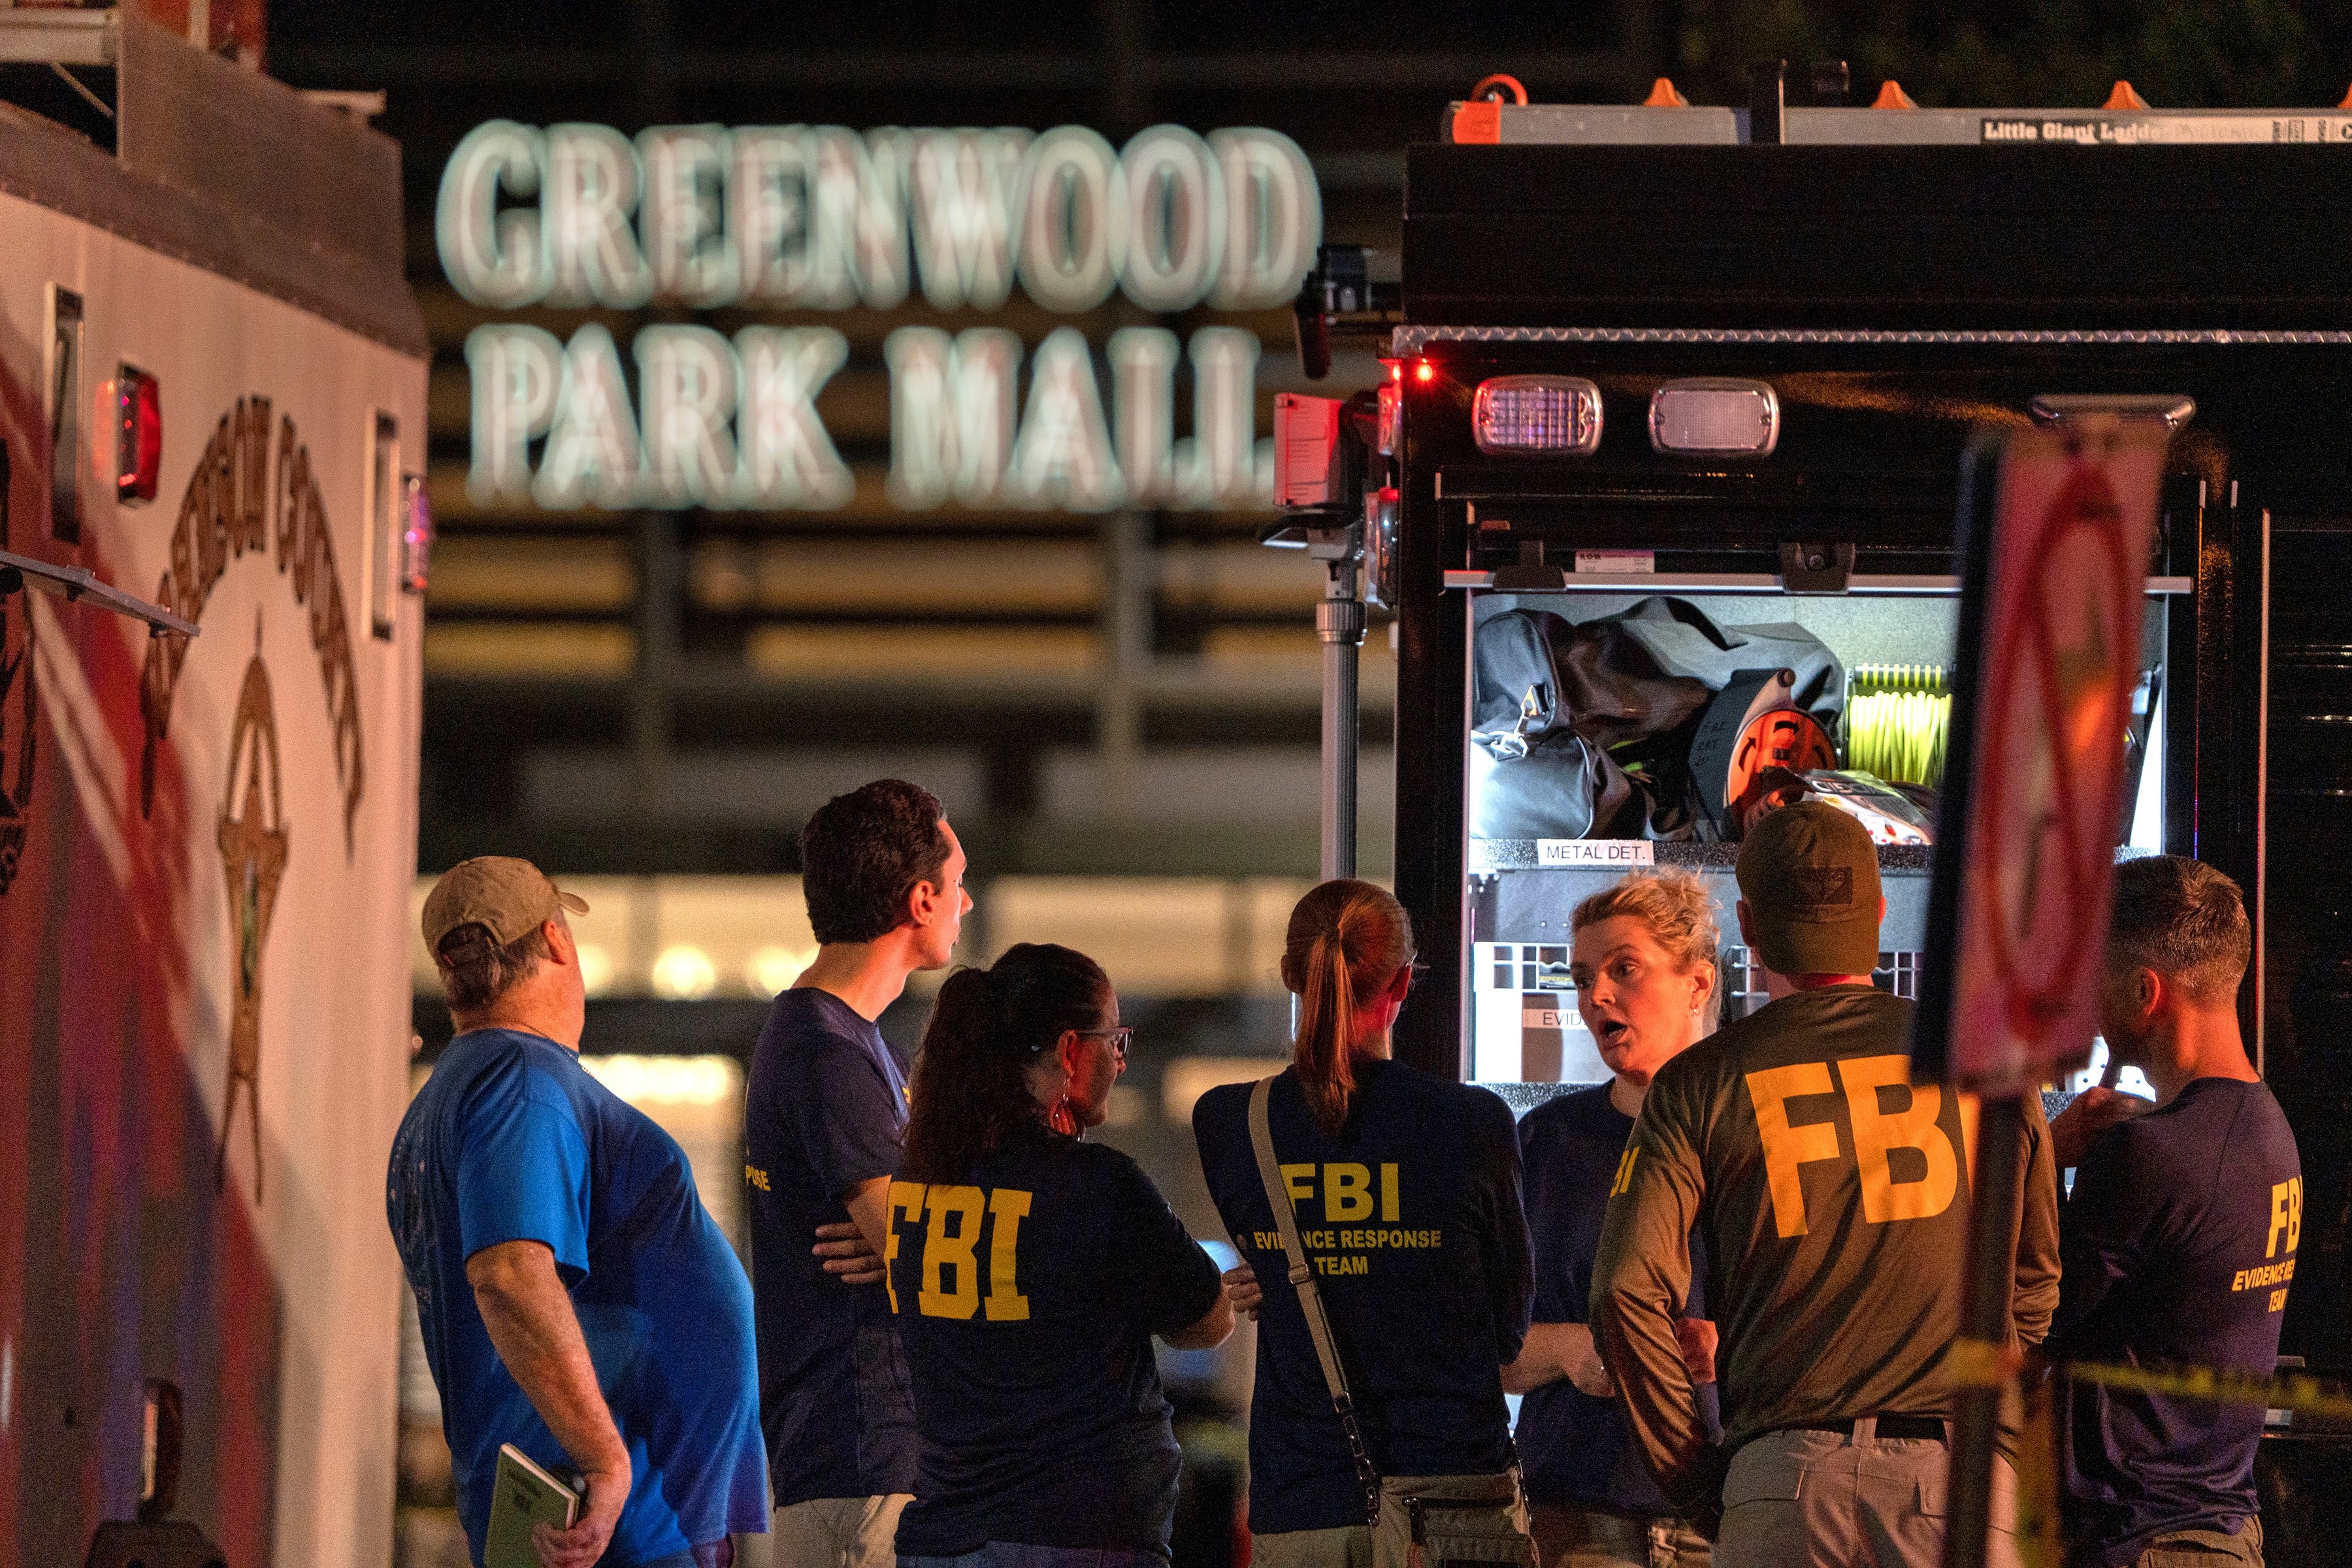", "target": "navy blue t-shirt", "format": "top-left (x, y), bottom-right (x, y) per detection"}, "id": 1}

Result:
top-left (387, 1029), bottom-right (768, 1568)
top-left (1516, 1085), bottom-right (1722, 1516)
top-left (2050, 1077), bottom-right (2302, 1566)
top-left (744, 988), bottom-right (920, 1506)
top-left (888, 1124), bottom-right (1222, 1559)
top-left (1194, 1060), bottom-right (1534, 1535)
